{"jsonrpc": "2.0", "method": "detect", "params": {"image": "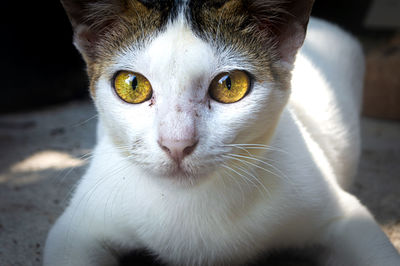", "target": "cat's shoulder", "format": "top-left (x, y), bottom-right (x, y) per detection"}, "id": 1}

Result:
top-left (306, 17), bottom-right (363, 54)
top-left (288, 18), bottom-right (365, 188)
